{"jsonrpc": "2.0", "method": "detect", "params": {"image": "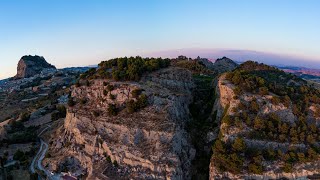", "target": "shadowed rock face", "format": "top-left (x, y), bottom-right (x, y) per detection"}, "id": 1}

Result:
top-left (15, 55), bottom-right (56, 78)
top-left (212, 57), bottom-right (238, 73)
top-left (195, 56), bottom-right (238, 74)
